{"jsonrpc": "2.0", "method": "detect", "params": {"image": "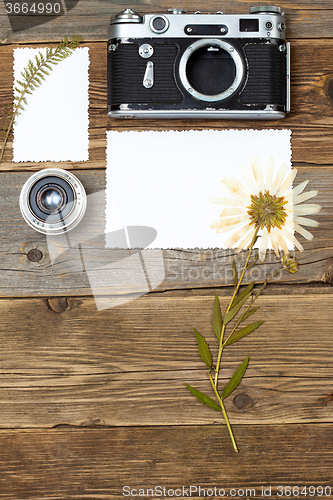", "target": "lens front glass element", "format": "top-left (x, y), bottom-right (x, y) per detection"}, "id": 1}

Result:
top-left (186, 46), bottom-right (236, 97)
top-left (40, 189), bottom-right (63, 212)
top-left (20, 169), bottom-right (87, 235)
top-left (29, 175), bottom-right (75, 223)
